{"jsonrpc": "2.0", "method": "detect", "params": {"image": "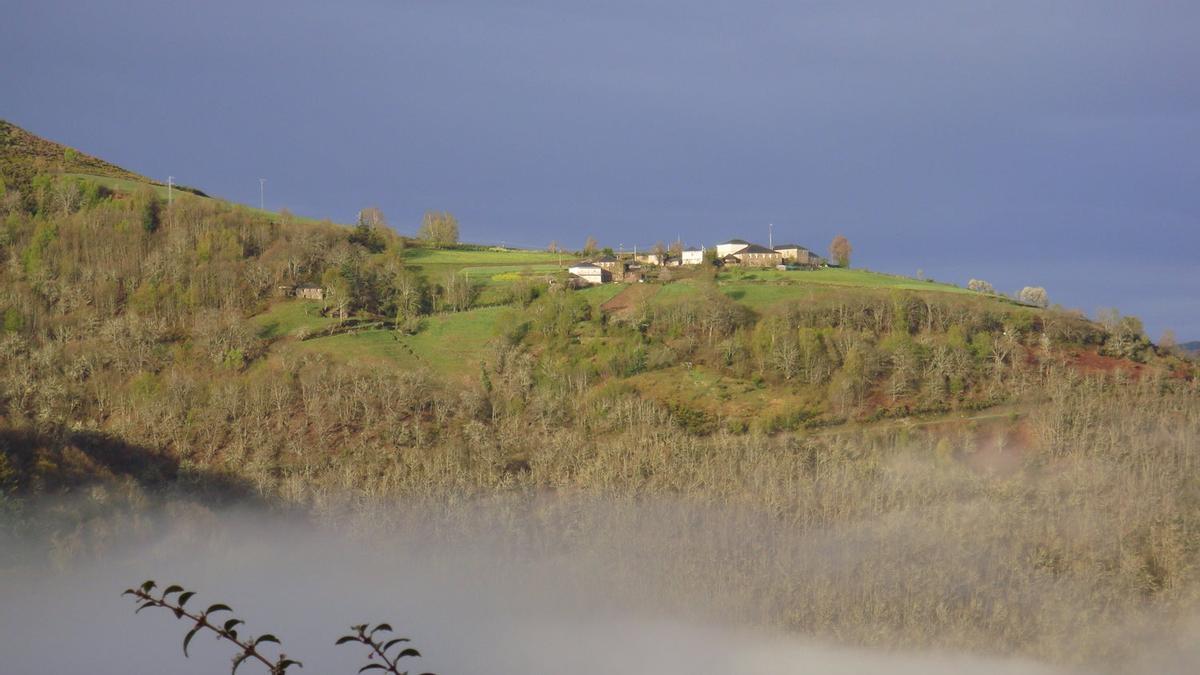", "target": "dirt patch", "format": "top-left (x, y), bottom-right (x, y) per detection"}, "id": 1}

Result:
top-left (1068, 349), bottom-right (1145, 377)
top-left (601, 284), bottom-right (659, 319)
